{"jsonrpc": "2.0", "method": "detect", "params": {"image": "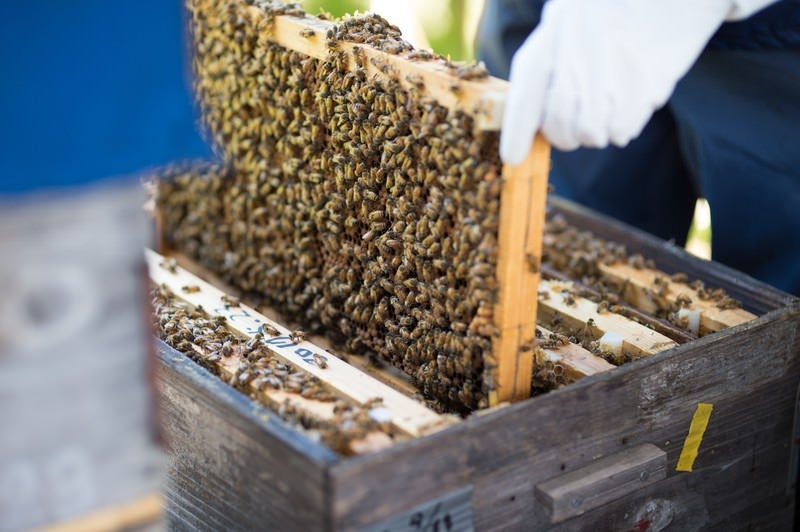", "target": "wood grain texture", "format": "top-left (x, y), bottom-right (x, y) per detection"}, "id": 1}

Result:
top-left (537, 325), bottom-right (615, 382)
top-left (241, 6), bottom-right (508, 129)
top-left (596, 261), bottom-right (756, 335)
top-left (541, 264), bottom-right (698, 344)
top-left (492, 135), bottom-right (550, 404)
top-left (156, 341), bottom-right (337, 532)
top-left (329, 305), bottom-right (799, 530)
top-left (535, 443), bottom-right (666, 523)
